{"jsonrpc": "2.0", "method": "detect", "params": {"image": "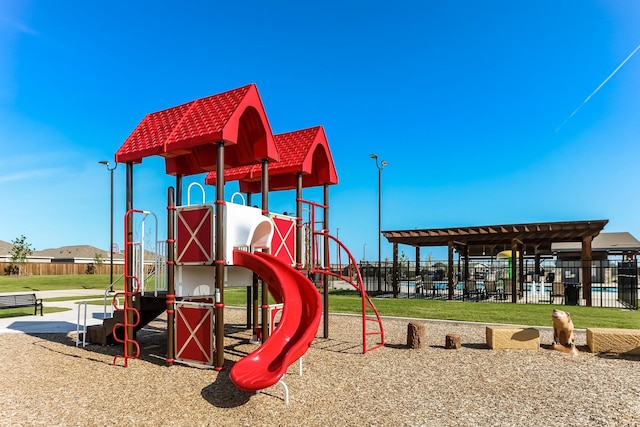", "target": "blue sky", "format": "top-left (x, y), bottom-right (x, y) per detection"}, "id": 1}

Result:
top-left (1, 1), bottom-right (639, 261)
